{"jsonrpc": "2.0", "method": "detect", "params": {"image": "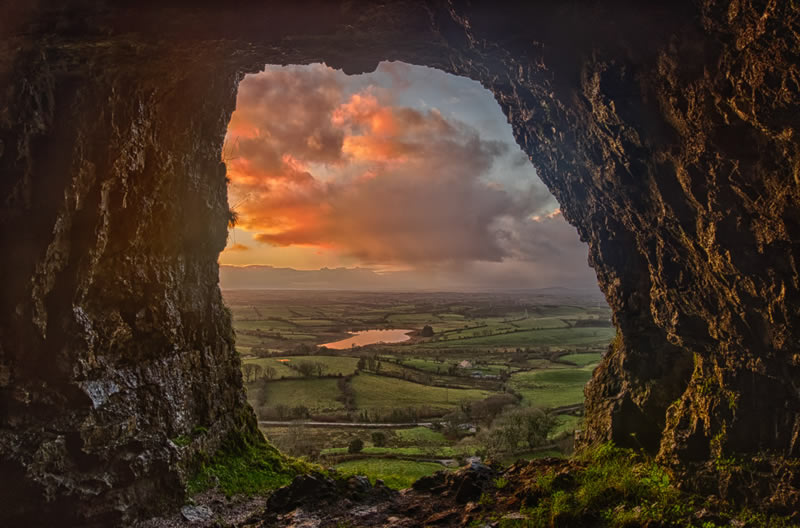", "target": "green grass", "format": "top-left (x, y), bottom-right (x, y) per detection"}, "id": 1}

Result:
top-left (509, 366), bottom-right (594, 408)
top-left (524, 359), bottom-right (558, 369)
top-left (234, 333), bottom-right (269, 349)
top-left (534, 305), bottom-right (587, 317)
top-left (334, 458), bottom-right (445, 489)
top-left (187, 425), bottom-right (310, 497)
top-left (233, 319), bottom-right (297, 331)
top-left (387, 313), bottom-right (438, 324)
top-left (426, 327), bottom-right (616, 348)
top-left (351, 373), bottom-right (490, 414)
top-left (512, 443), bottom-right (797, 527)
top-left (243, 357), bottom-right (297, 378)
top-left (321, 445), bottom-right (467, 457)
top-left (560, 352), bottom-right (603, 367)
top-left (292, 319), bottom-right (340, 327)
top-left (244, 356), bottom-right (361, 379)
top-left (511, 316), bottom-right (570, 330)
top-left (256, 378), bottom-right (345, 413)
top-left (400, 357), bottom-right (448, 373)
top-left (395, 426), bottom-right (447, 445)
